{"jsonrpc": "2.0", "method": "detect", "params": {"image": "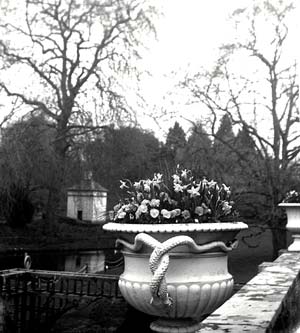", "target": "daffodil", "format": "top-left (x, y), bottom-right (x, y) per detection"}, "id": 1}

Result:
top-left (172, 174), bottom-right (181, 184)
top-left (120, 180), bottom-right (128, 189)
top-left (181, 169), bottom-right (189, 179)
top-left (174, 183), bottom-right (184, 193)
top-left (187, 186), bottom-right (200, 197)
